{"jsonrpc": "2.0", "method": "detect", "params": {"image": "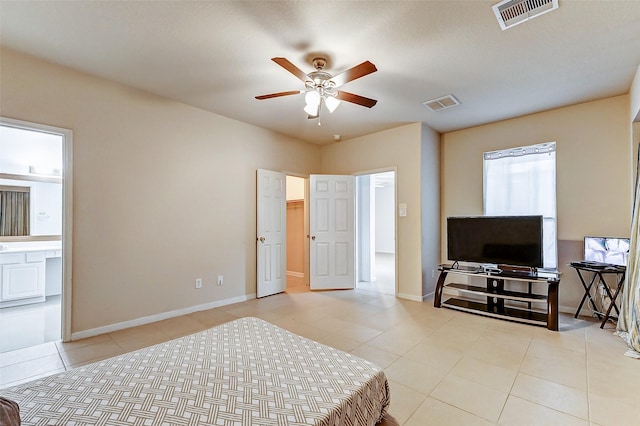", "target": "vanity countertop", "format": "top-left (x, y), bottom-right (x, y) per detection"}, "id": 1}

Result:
top-left (0, 243), bottom-right (62, 254)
